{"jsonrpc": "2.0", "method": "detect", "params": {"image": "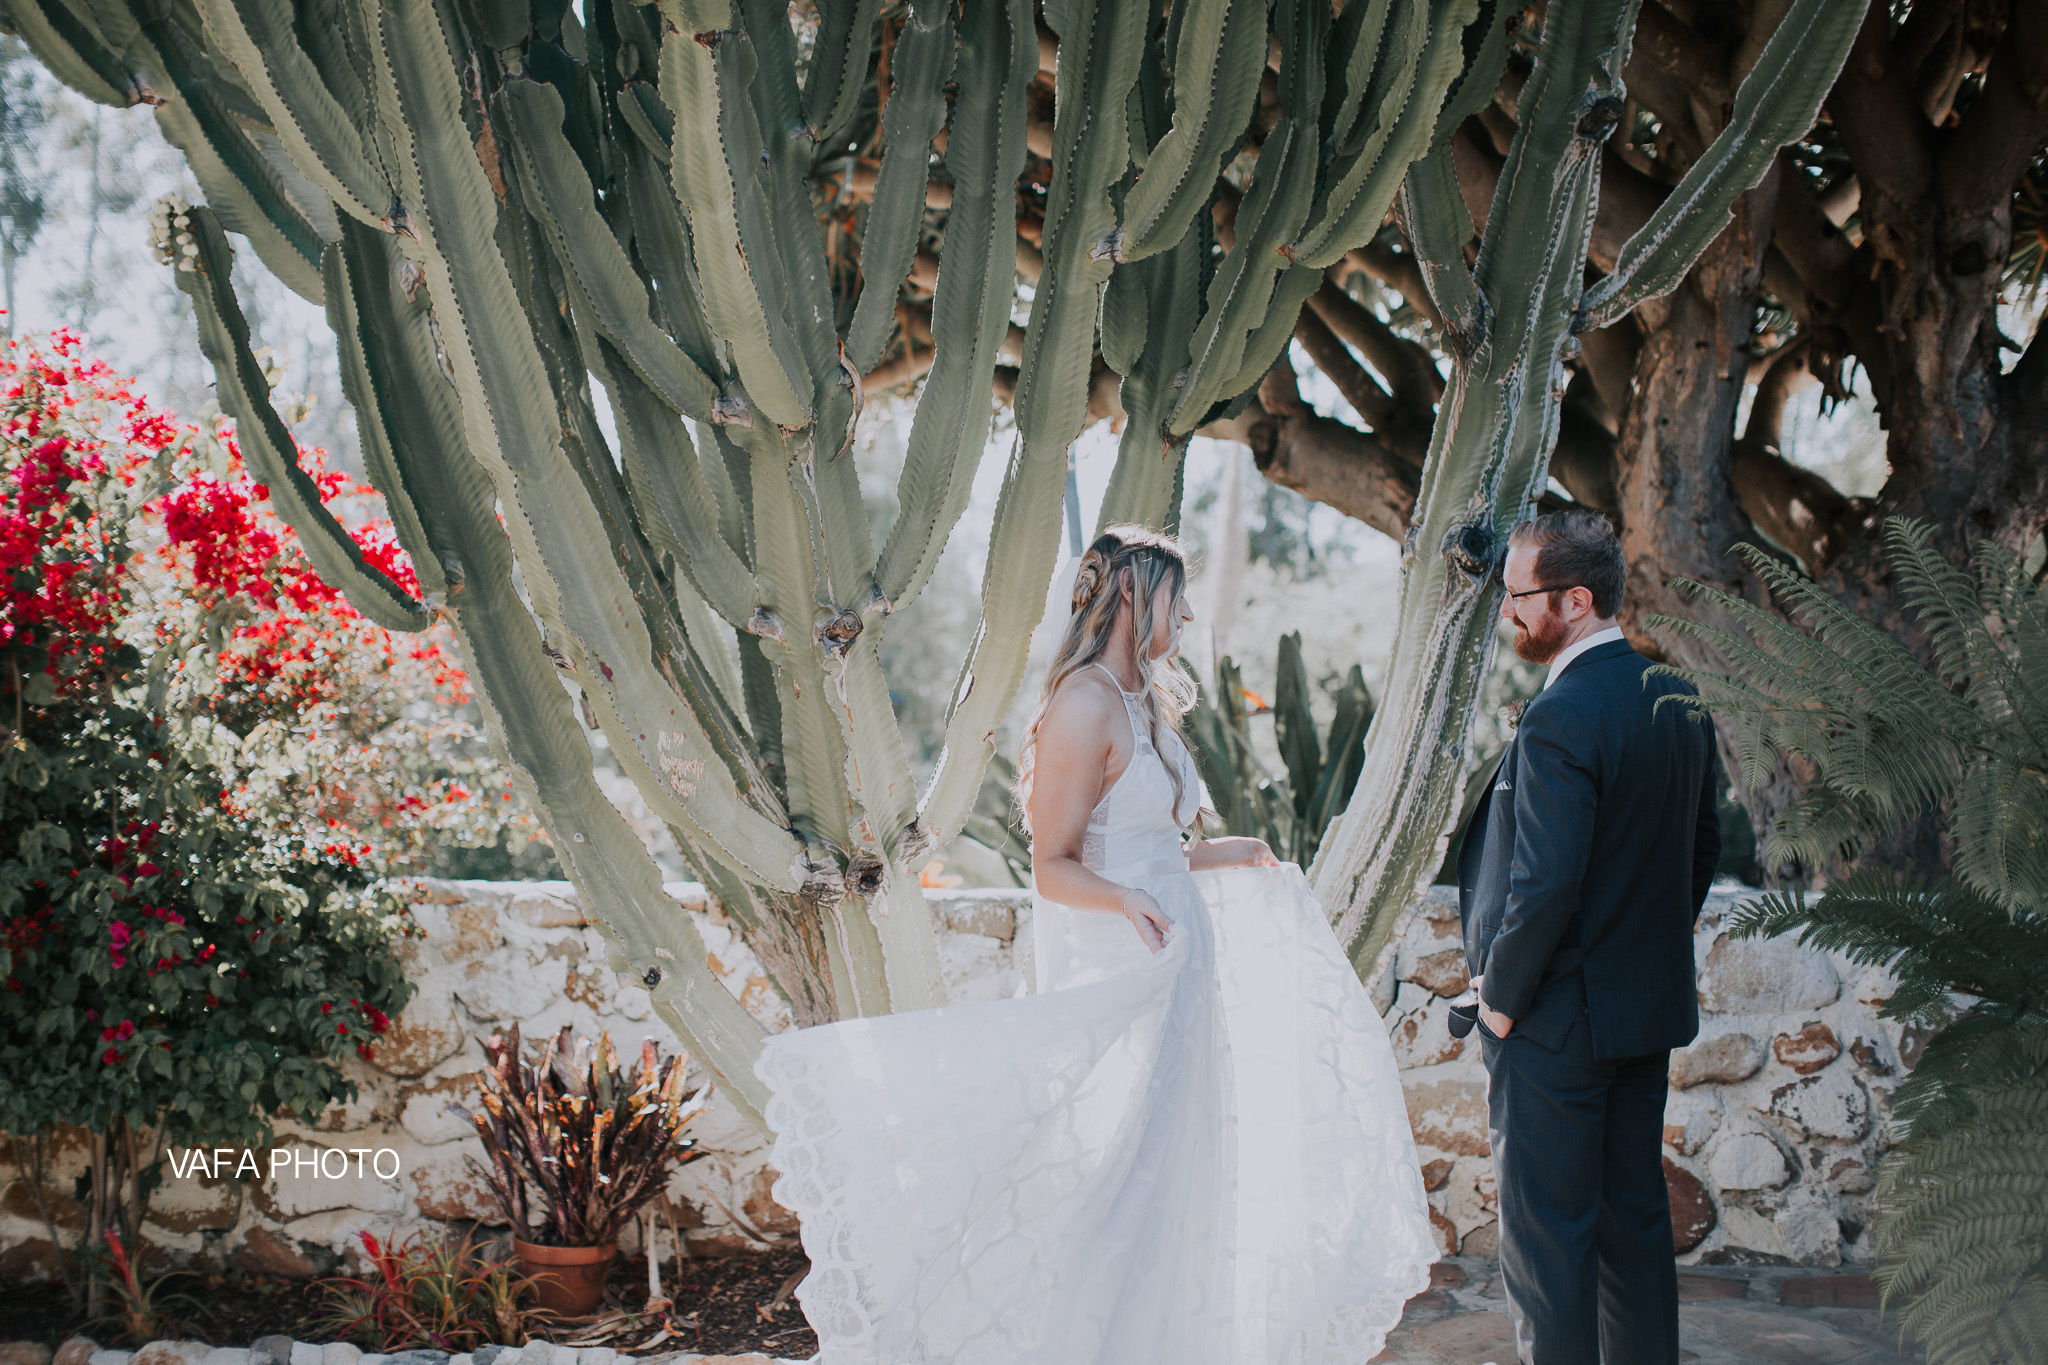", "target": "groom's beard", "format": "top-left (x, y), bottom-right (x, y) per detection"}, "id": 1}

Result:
top-left (1512, 610), bottom-right (1571, 663)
